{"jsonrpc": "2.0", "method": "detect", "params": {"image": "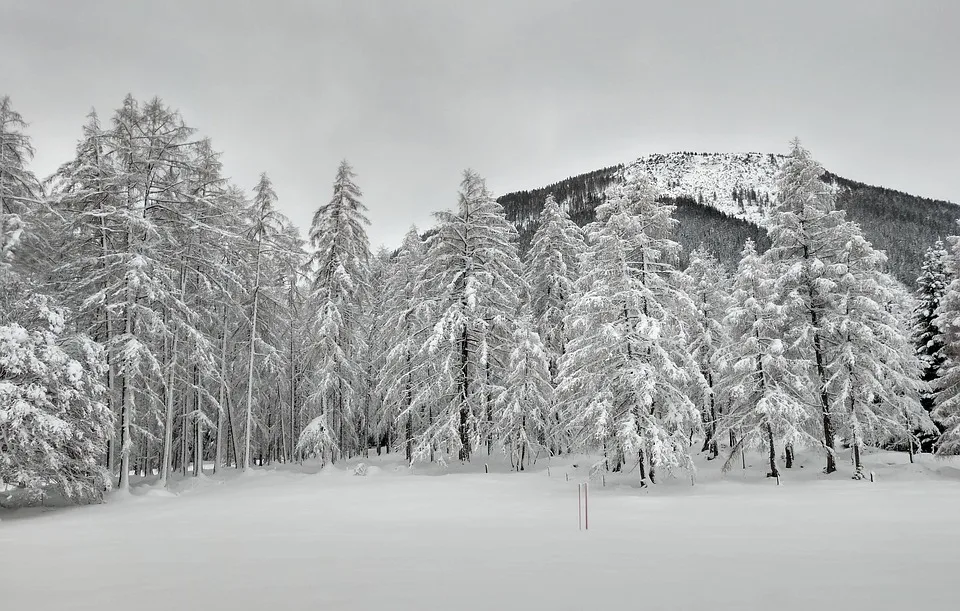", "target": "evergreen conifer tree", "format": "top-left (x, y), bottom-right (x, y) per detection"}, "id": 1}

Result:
top-left (417, 170), bottom-right (522, 462)
top-left (303, 160), bottom-right (371, 461)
